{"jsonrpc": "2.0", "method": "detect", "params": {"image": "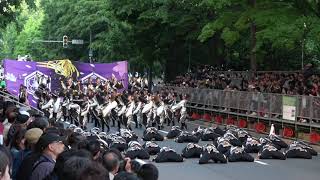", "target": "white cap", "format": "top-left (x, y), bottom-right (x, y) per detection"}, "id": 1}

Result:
top-left (19, 107), bottom-right (30, 117)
